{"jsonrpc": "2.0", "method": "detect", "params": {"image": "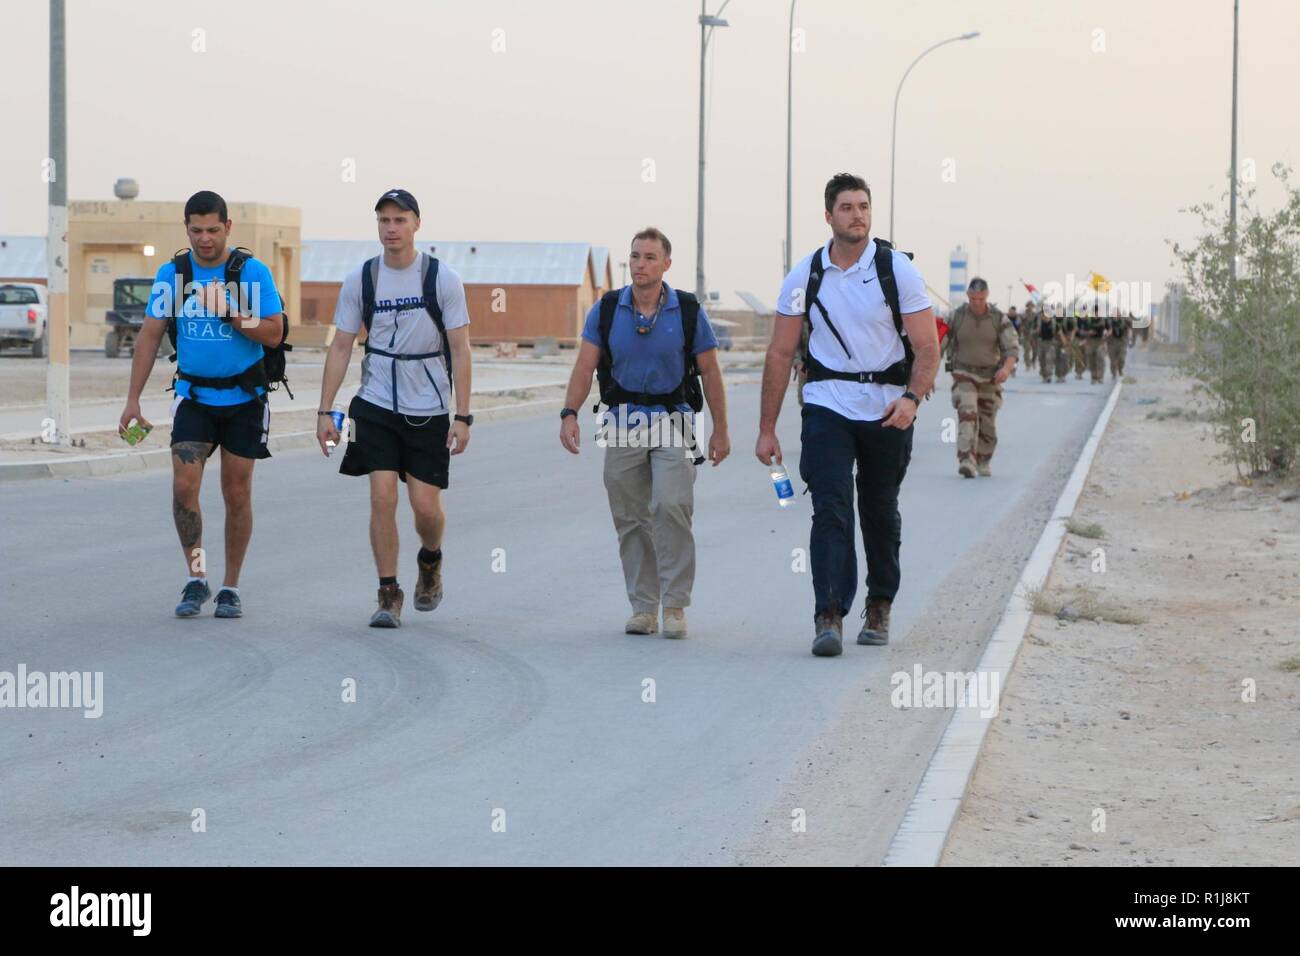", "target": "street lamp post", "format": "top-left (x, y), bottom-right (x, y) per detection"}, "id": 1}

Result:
top-left (1229, 0), bottom-right (1239, 284)
top-left (888, 31), bottom-right (979, 244)
top-left (784, 0), bottom-right (797, 278)
top-left (696, 1), bottom-right (730, 304)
